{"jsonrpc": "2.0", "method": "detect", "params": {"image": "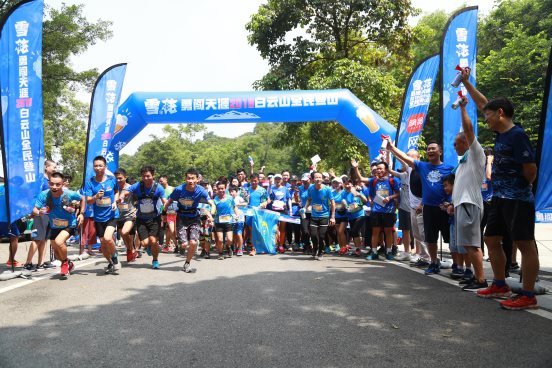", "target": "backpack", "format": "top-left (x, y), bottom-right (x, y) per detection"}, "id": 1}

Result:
top-left (45, 191), bottom-right (70, 210)
top-left (409, 169), bottom-right (423, 198)
top-left (137, 182), bottom-right (159, 200)
top-left (371, 176), bottom-right (395, 197)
